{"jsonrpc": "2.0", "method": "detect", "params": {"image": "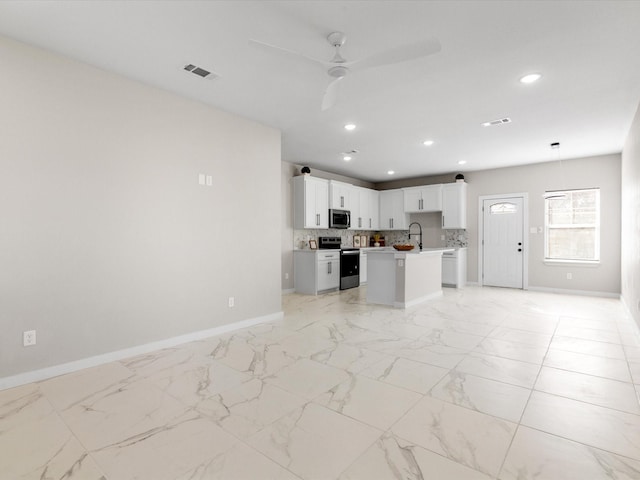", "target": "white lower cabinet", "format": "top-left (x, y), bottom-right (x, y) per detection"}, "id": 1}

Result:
top-left (442, 248), bottom-right (467, 288)
top-left (294, 250), bottom-right (340, 294)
